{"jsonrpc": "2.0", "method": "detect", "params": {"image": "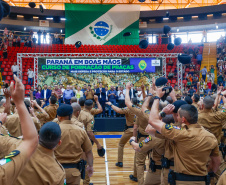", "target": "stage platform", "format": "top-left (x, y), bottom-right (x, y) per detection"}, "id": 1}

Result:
top-left (94, 117), bottom-right (126, 132)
